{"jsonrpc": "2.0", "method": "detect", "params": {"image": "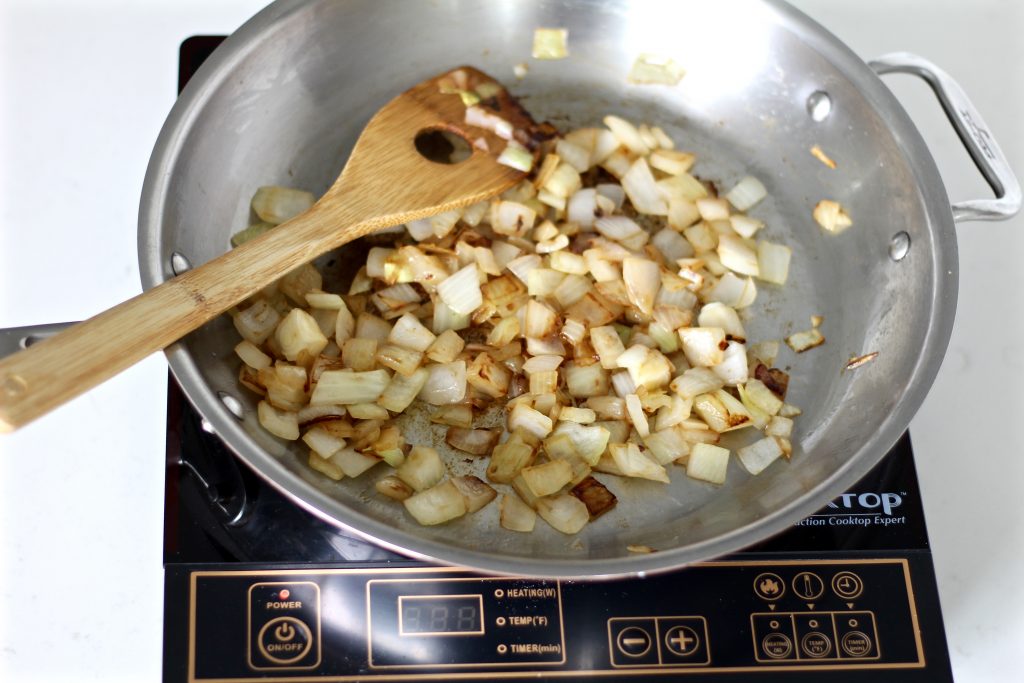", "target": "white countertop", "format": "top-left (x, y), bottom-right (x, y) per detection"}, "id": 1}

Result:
top-left (1, 1), bottom-right (1021, 681)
